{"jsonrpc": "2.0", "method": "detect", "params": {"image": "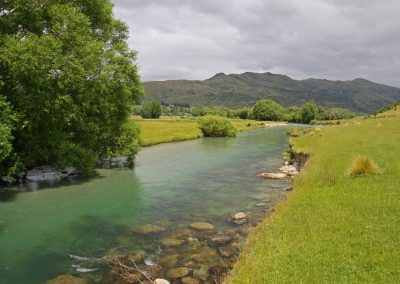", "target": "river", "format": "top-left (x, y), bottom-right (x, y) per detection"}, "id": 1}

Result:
top-left (0, 127), bottom-right (293, 283)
